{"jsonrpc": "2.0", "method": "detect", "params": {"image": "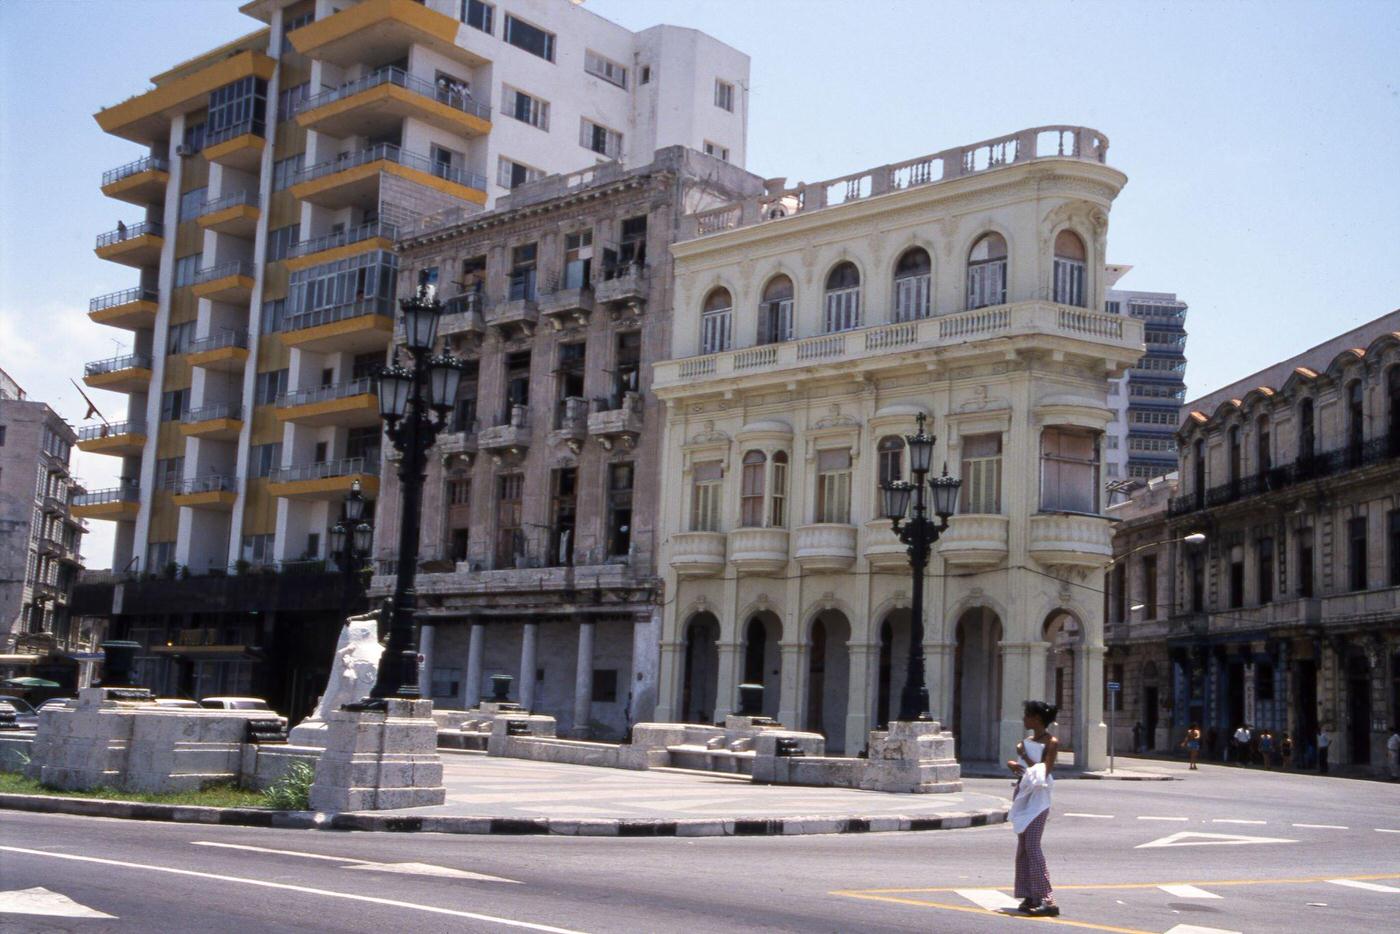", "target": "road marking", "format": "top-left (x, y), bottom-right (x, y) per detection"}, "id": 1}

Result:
top-left (1292, 823), bottom-right (1348, 830)
top-left (836, 873), bottom-right (1400, 896)
top-left (1163, 926), bottom-right (1242, 934)
top-left (190, 841), bottom-right (520, 883)
top-left (0, 846), bottom-right (580, 933)
top-left (1377, 829), bottom-right (1400, 834)
top-left (831, 890), bottom-right (1155, 933)
top-left (0, 887), bottom-right (115, 919)
top-left (1137, 831), bottom-right (1296, 849)
top-left (1064, 812), bottom-right (1115, 819)
top-left (1210, 819), bottom-right (1266, 825)
top-left (1158, 884), bottom-right (1222, 899)
top-left (1326, 879), bottom-right (1400, 893)
top-left (1137, 816), bottom-right (1189, 822)
top-left (953, 888), bottom-right (1022, 911)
